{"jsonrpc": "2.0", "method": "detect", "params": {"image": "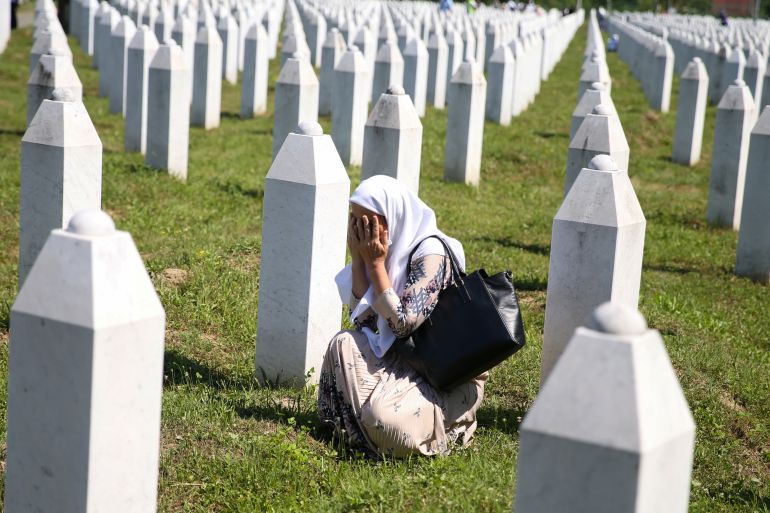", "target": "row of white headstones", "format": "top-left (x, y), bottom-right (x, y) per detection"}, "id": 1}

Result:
top-left (7, 5), bottom-right (701, 513)
top-left (605, 12), bottom-right (770, 283)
